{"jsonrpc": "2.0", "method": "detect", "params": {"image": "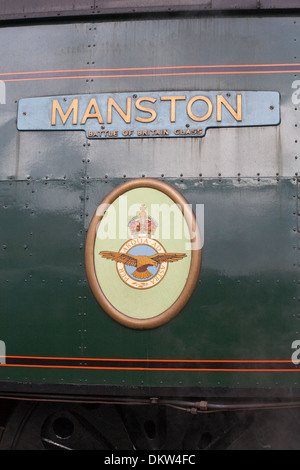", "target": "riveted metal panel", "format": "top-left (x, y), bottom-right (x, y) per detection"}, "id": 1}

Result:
top-left (0, 12), bottom-right (299, 396)
top-left (0, 179), bottom-right (86, 370)
top-left (1, 16), bottom-right (298, 180)
top-left (0, 0), bottom-right (94, 20)
top-left (0, 177), bottom-right (298, 389)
